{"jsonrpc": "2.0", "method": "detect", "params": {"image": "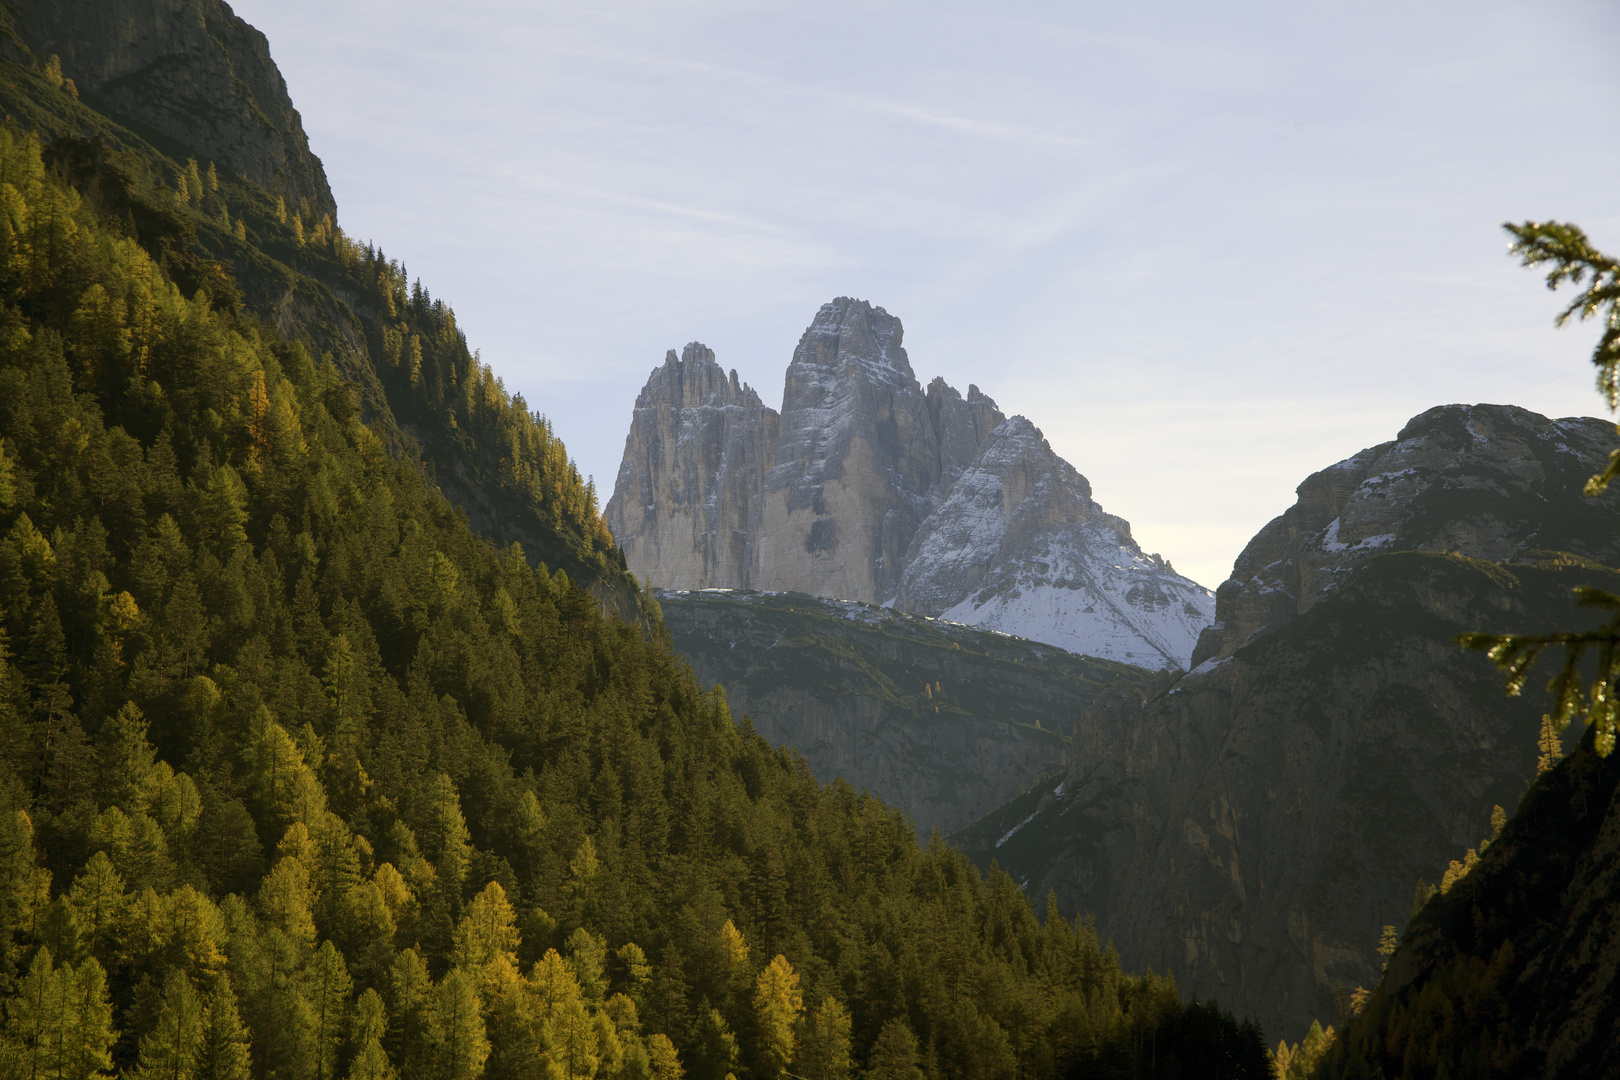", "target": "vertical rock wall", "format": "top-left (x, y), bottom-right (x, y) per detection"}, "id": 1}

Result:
top-left (603, 343), bottom-right (777, 589)
top-left (756, 298), bottom-right (942, 603)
